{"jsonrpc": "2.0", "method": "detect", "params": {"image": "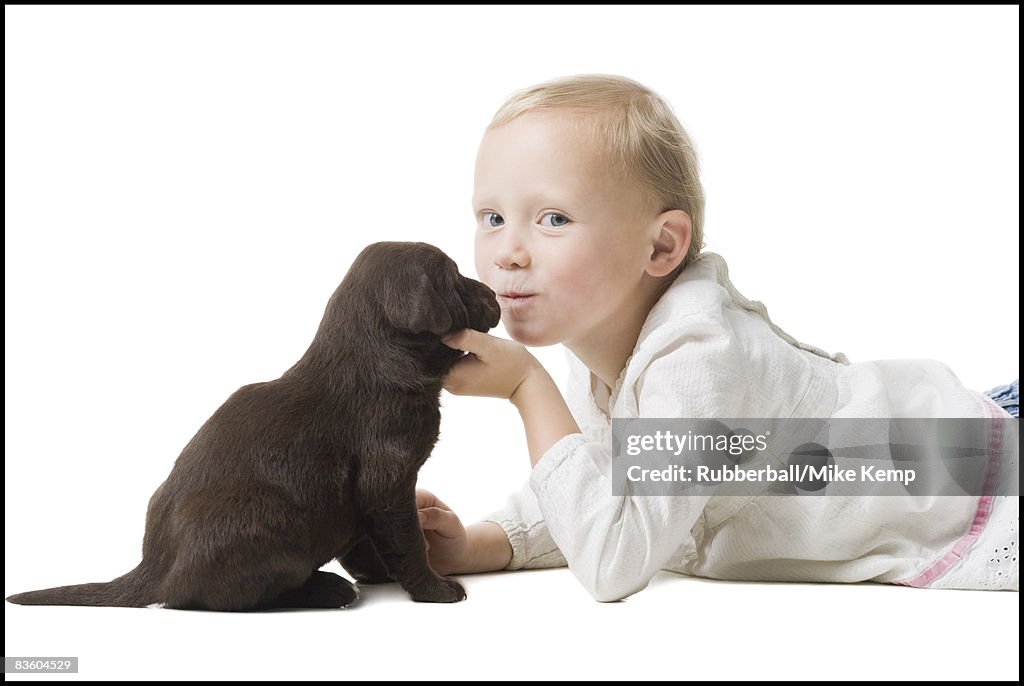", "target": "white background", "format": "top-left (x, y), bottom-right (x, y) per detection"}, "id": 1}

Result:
top-left (5, 5), bottom-right (1018, 681)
